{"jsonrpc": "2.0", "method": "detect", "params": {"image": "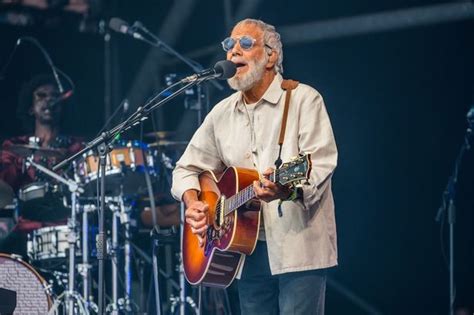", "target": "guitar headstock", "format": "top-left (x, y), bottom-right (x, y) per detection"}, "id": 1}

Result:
top-left (277, 154), bottom-right (312, 186)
